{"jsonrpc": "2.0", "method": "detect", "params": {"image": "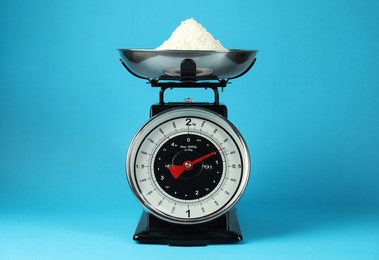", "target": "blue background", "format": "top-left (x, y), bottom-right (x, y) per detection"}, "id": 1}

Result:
top-left (1, 0), bottom-right (379, 259)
